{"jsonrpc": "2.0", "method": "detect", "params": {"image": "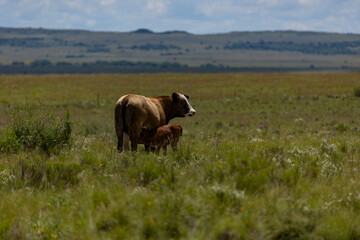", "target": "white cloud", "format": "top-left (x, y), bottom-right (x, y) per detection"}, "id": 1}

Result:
top-left (100, 0), bottom-right (115, 6)
top-left (65, 0), bottom-right (83, 10)
top-left (196, 0), bottom-right (255, 17)
top-left (257, 0), bottom-right (279, 6)
top-left (298, 0), bottom-right (312, 5)
top-left (86, 19), bottom-right (97, 27)
top-left (146, 0), bottom-right (168, 14)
